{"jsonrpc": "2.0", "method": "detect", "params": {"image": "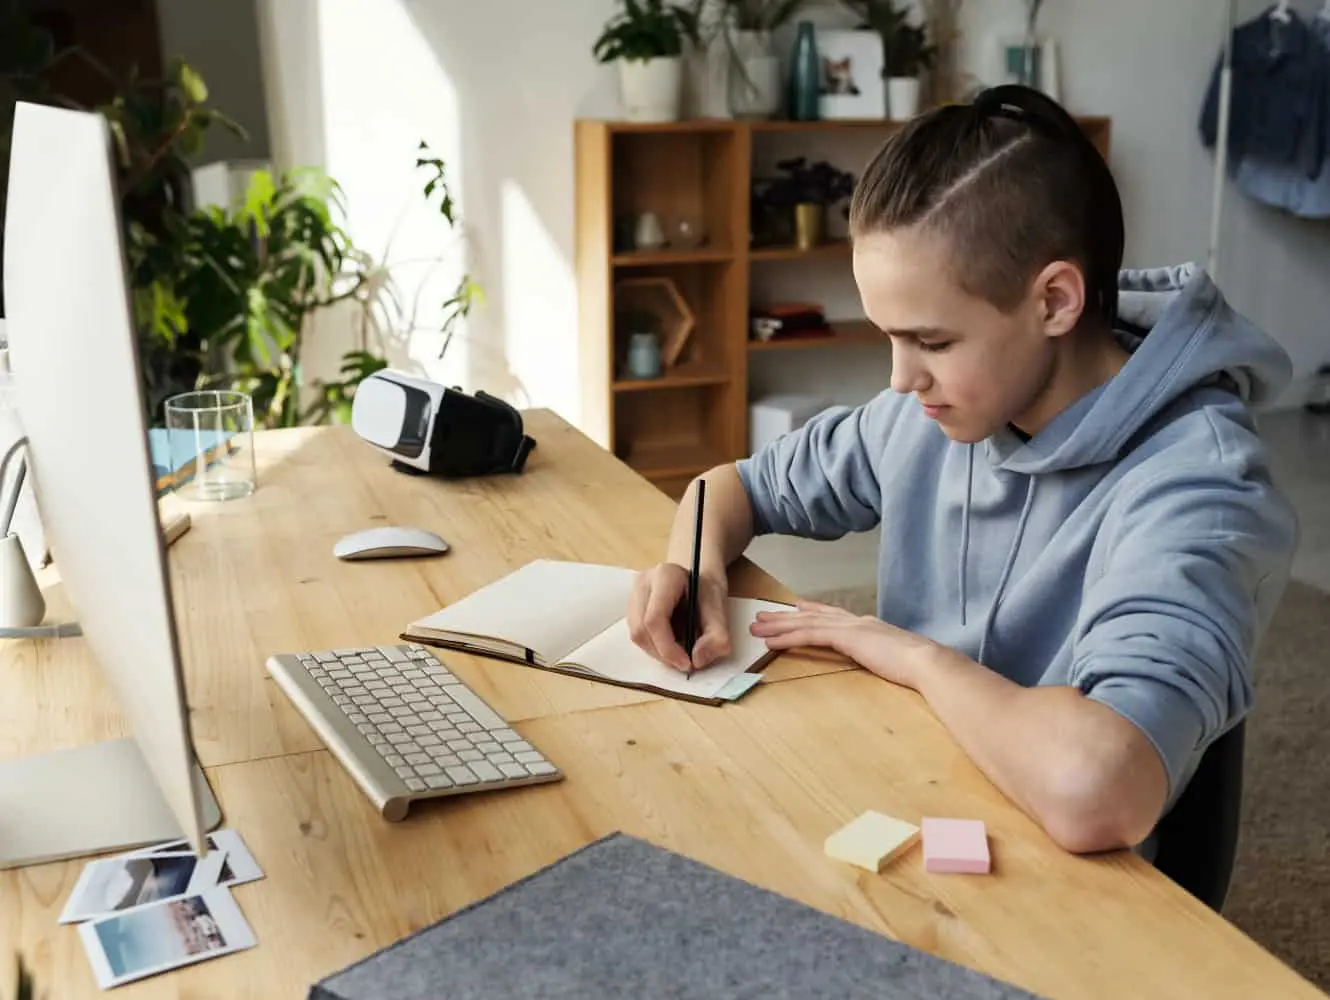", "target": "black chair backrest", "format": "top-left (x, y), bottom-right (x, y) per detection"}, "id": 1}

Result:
top-left (1150, 720), bottom-right (1247, 911)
